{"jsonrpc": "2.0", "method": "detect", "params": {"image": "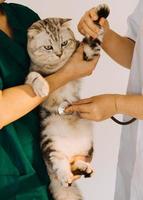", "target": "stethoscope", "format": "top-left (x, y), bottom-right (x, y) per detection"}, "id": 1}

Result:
top-left (58, 100), bottom-right (137, 125)
top-left (111, 116), bottom-right (136, 125)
